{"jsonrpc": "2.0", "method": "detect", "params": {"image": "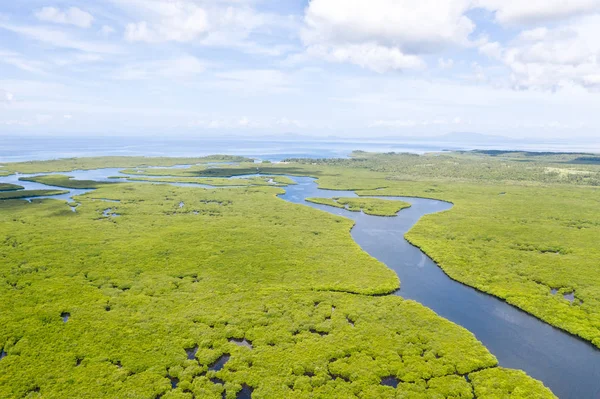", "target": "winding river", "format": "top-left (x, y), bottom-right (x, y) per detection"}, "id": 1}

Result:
top-left (279, 176), bottom-right (600, 399)
top-left (1, 170), bottom-right (599, 398)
